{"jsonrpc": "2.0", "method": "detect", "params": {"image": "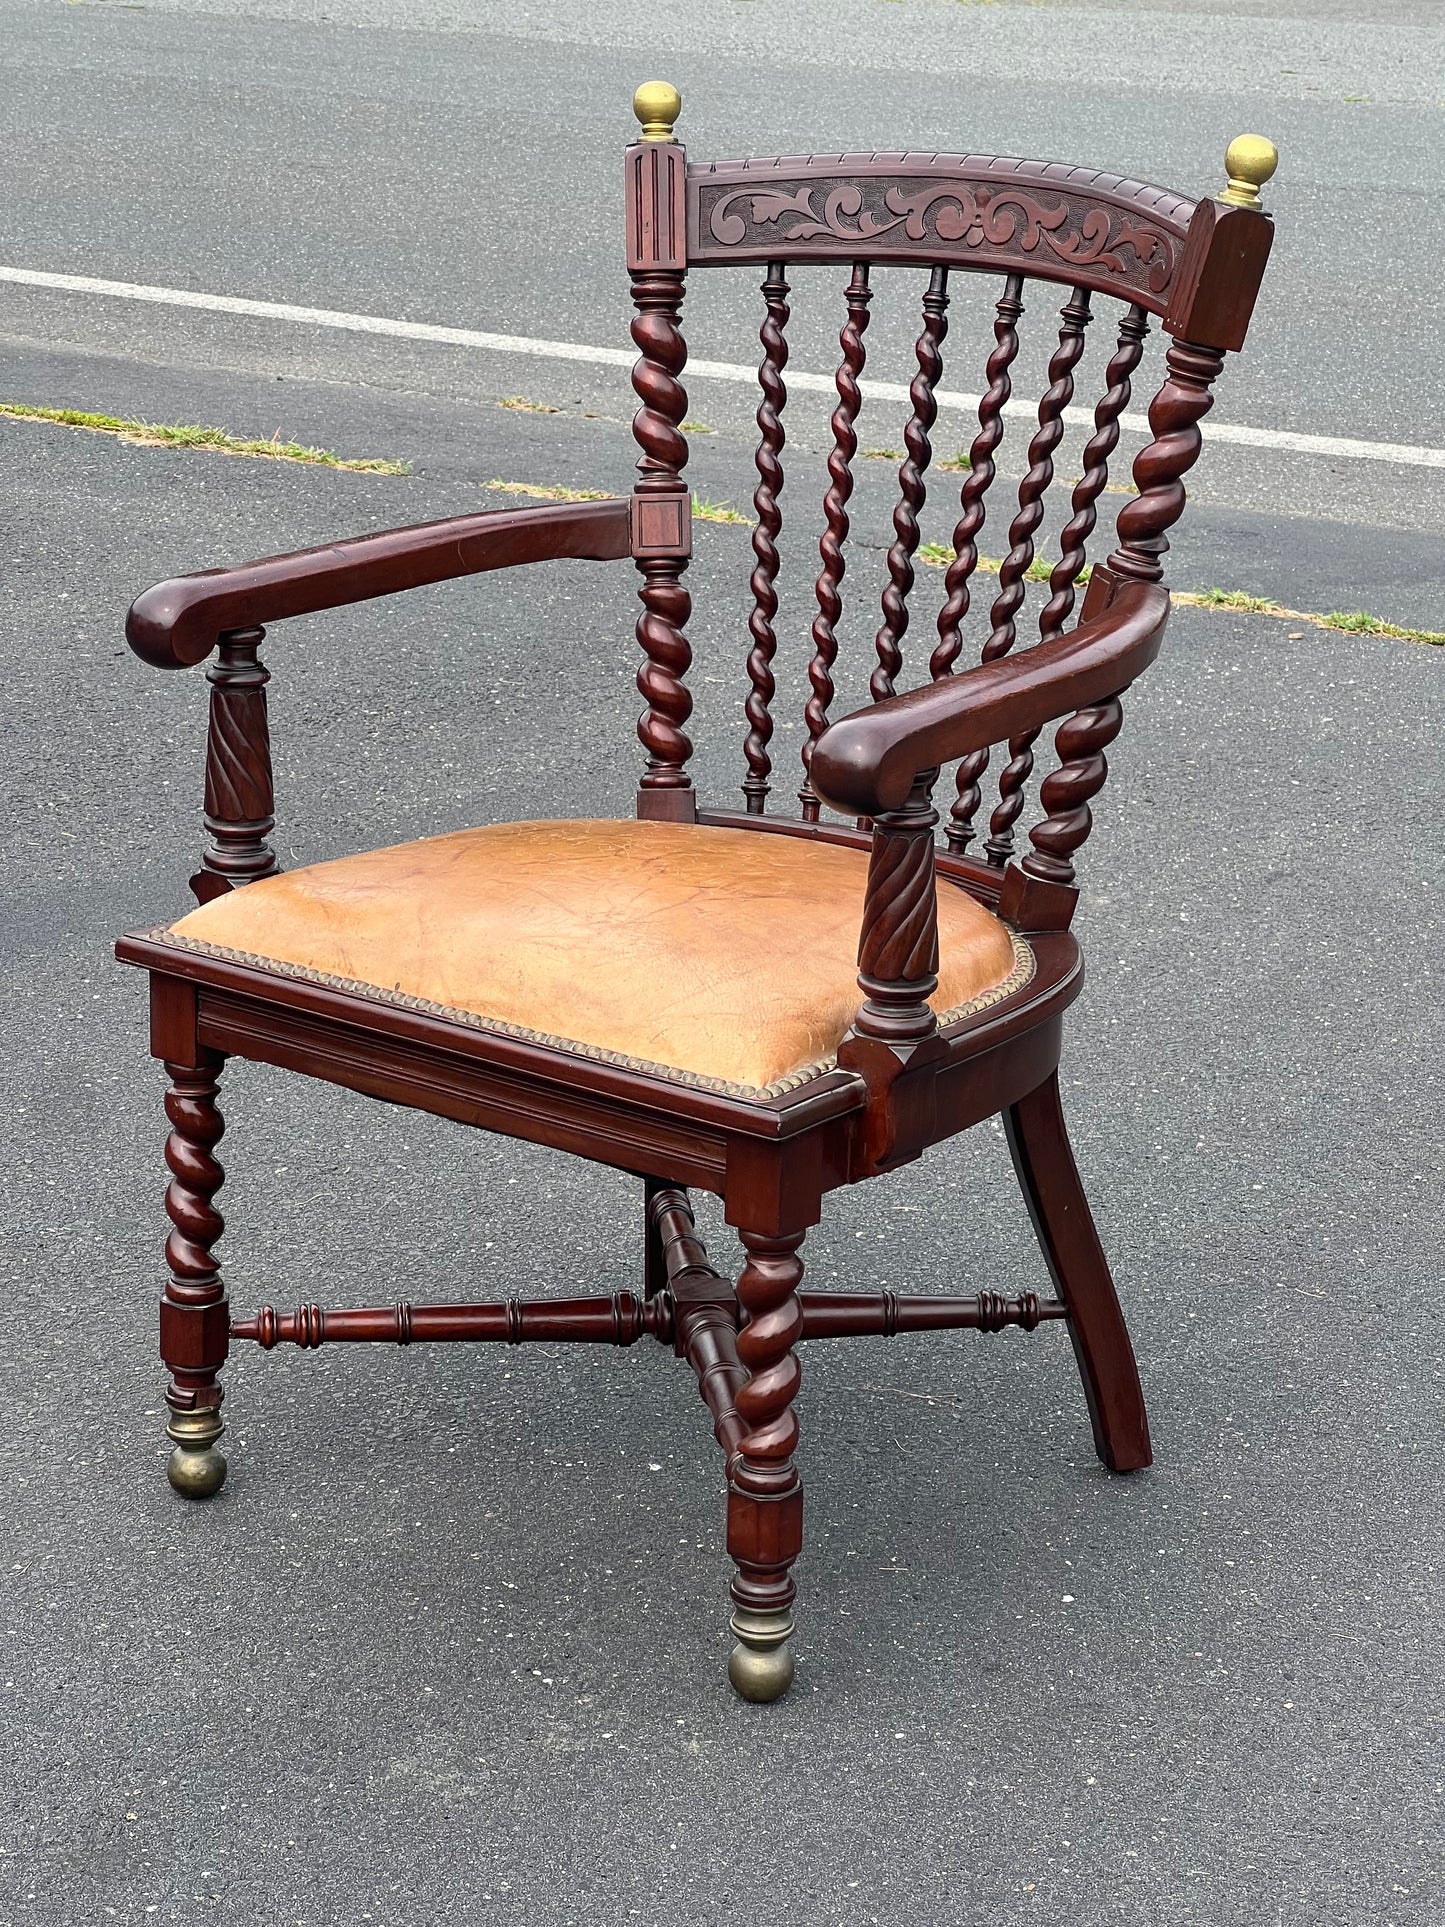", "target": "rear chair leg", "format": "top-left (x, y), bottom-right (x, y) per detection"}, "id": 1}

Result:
top-left (642, 1175), bottom-right (670, 1301)
top-left (727, 1227), bottom-right (806, 1702)
top-left (159, 1054), bottom-right (231, 1498)
top-left (1004, 1070), bottom-right (1152, 1472)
